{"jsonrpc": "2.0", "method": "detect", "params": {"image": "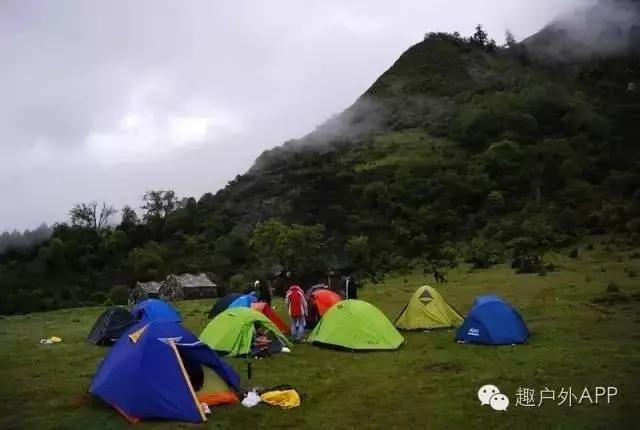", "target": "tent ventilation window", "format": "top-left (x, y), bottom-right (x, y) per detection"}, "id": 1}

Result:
top-left (419, 290), bottom-right (433, 302)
